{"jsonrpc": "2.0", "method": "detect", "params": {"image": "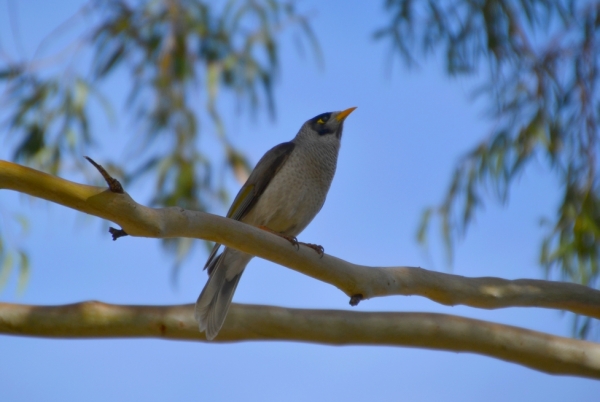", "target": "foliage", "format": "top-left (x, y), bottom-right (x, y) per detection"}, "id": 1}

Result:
top-left (0, 214), bottom-right (29, 294)
top-left (376, 0), bottom-right (600, 336)
top-left (0, 0), bottom-right (317, 277)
